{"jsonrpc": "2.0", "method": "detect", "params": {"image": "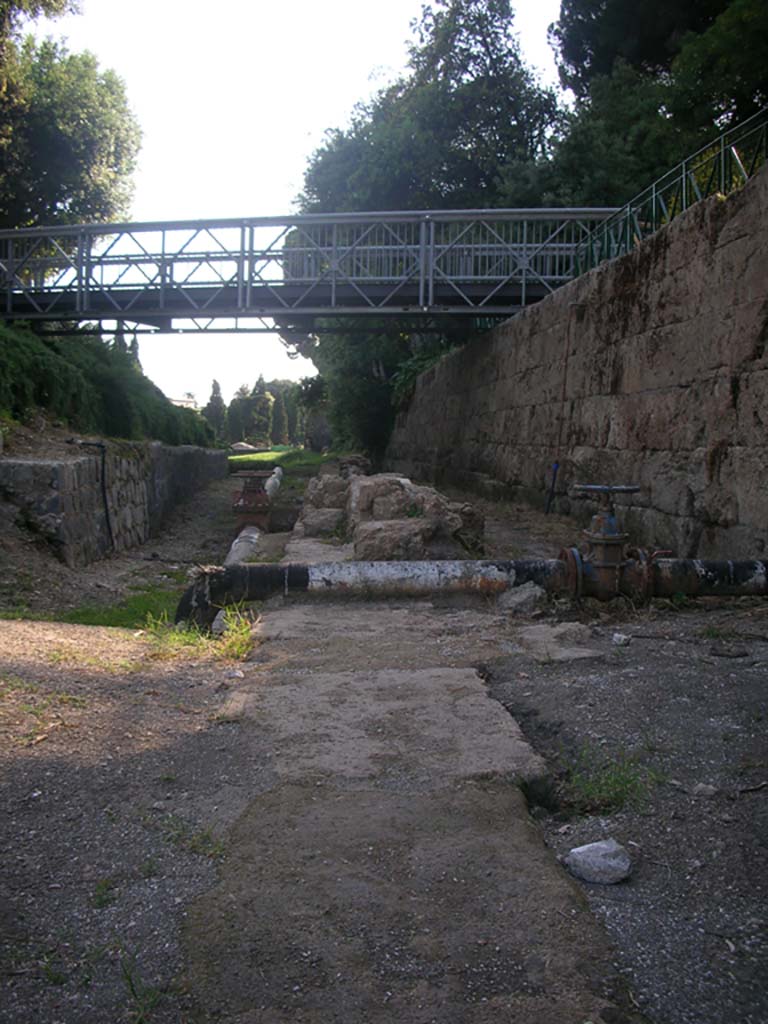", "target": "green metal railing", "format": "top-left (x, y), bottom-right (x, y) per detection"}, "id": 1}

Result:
top-left (575, 107), bottom-right (768, 274)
